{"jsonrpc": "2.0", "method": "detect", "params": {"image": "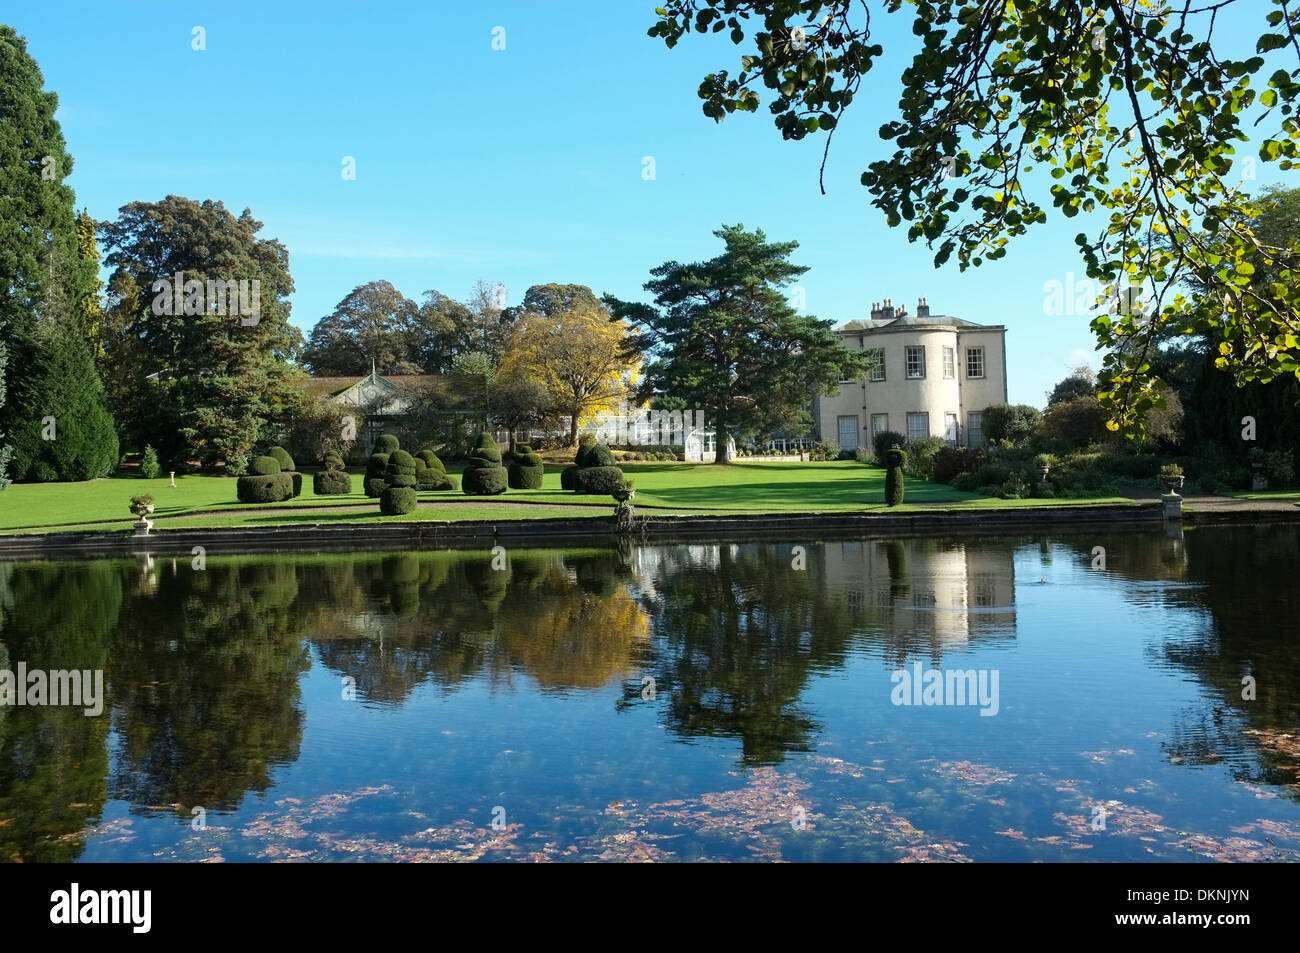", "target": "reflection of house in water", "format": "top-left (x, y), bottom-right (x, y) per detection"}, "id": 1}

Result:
top-left (822, 538), bottom-right (1017, 646)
